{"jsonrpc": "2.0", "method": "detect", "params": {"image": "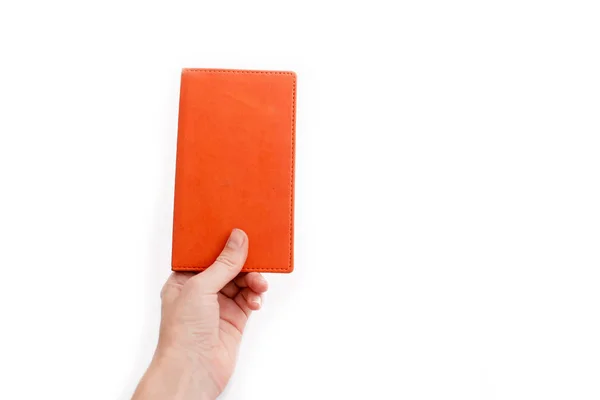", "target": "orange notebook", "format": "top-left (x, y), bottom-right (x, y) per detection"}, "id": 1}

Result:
top-left (171, 69), bottom-right (296, 273)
